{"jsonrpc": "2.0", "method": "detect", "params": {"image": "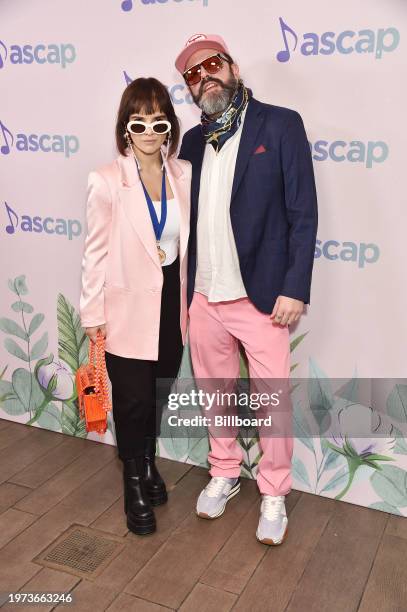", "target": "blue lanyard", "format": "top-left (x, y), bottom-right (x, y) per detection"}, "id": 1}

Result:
top-left (138, 165), bottom-right (167, 242)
